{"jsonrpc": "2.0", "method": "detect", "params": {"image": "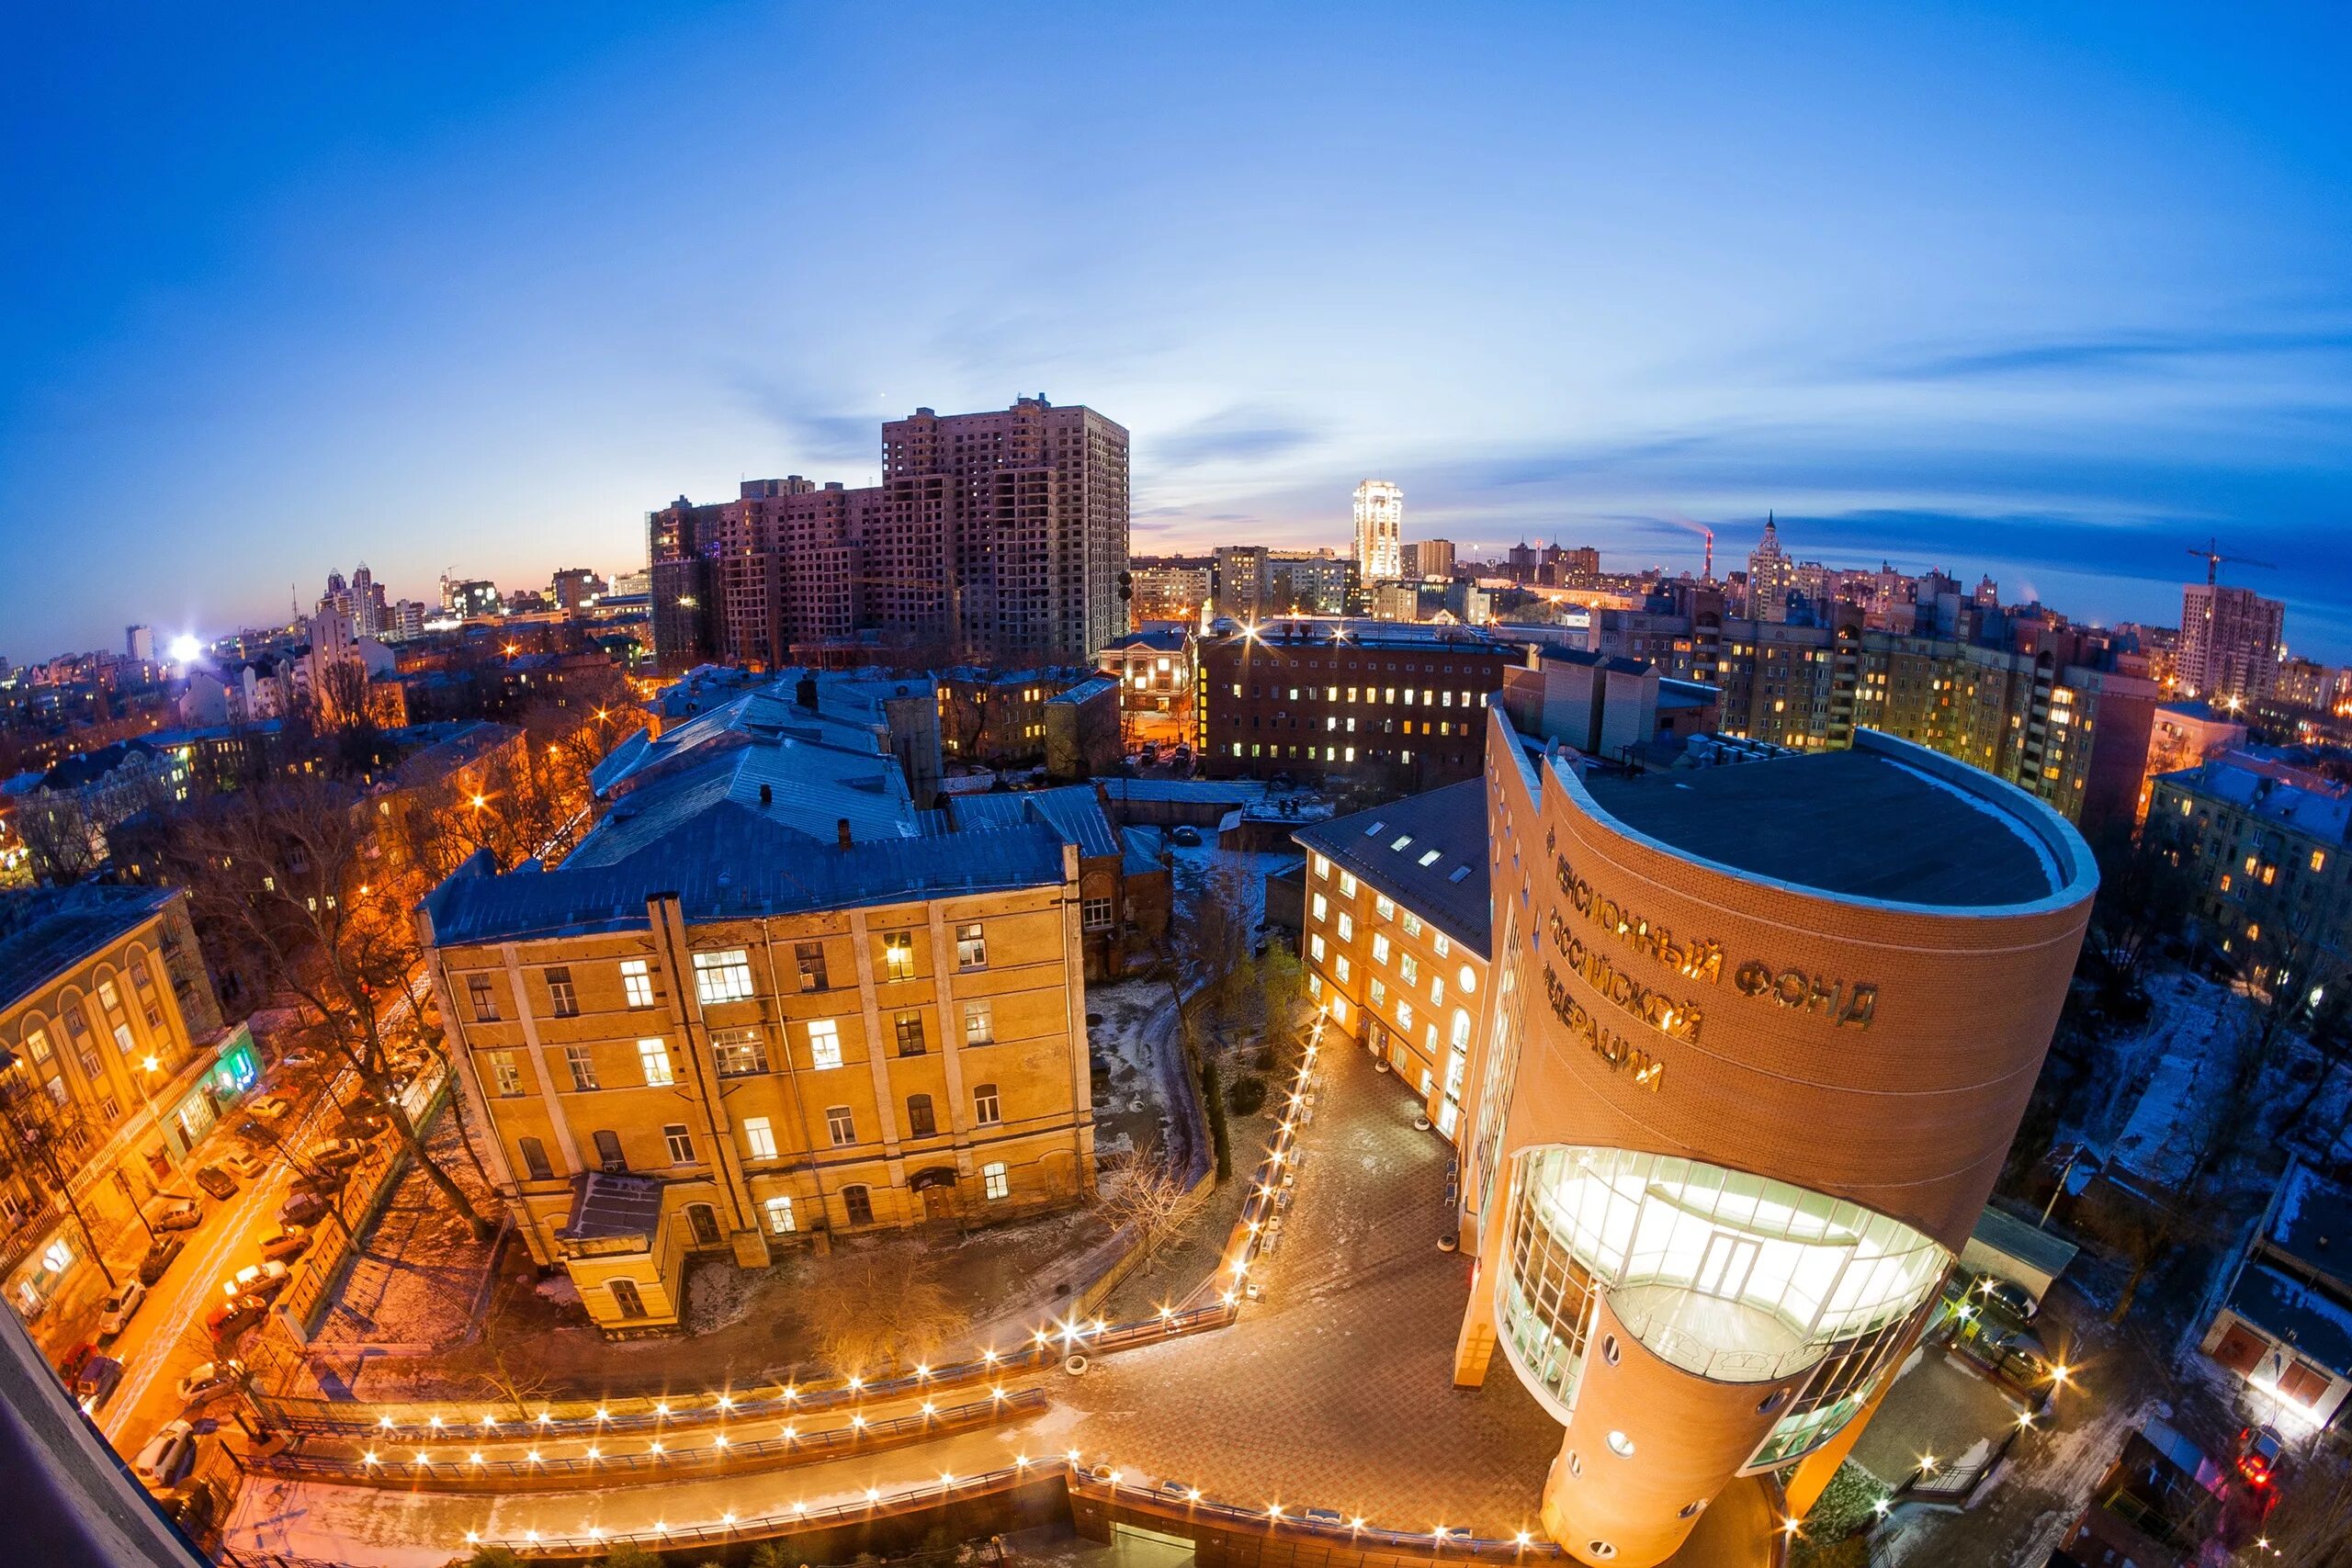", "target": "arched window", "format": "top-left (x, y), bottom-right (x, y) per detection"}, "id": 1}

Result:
top-left (905, 1093), bottom-right (937, 1138)
top-left (593, 1129), bottom-right (626, 1172)
top-left (1451, 1010), bottom-right (1473, 1051)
